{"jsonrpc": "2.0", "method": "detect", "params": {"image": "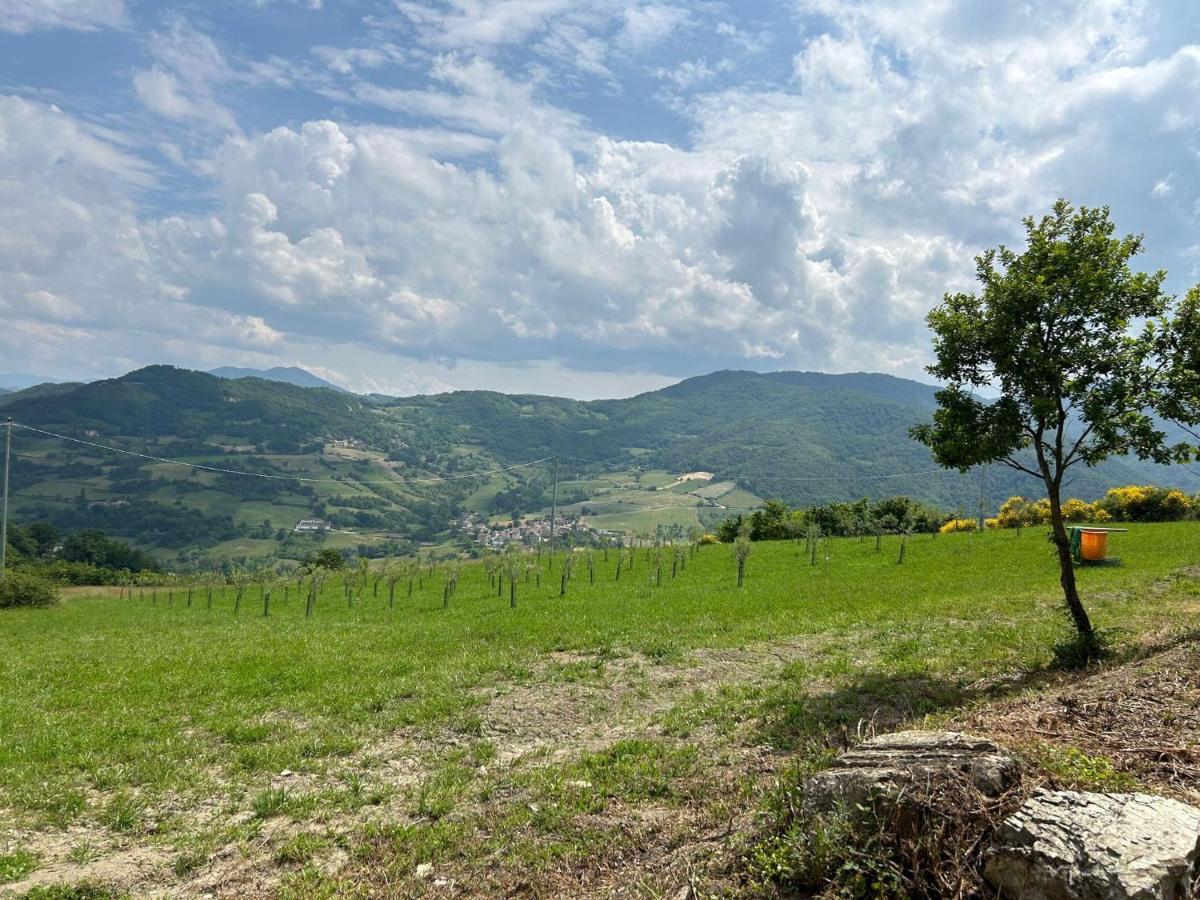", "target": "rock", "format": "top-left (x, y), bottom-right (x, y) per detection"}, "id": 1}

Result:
top-left (804, 730), bottom-right (1022, 824)
top-left (985, 790), bottom-right (1200, 900)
